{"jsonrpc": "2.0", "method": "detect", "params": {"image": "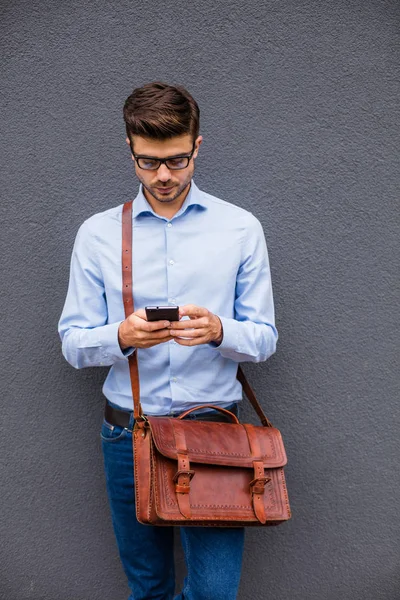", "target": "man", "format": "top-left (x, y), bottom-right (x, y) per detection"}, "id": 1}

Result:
top-left (58, 81), bottom-right (278, 600)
